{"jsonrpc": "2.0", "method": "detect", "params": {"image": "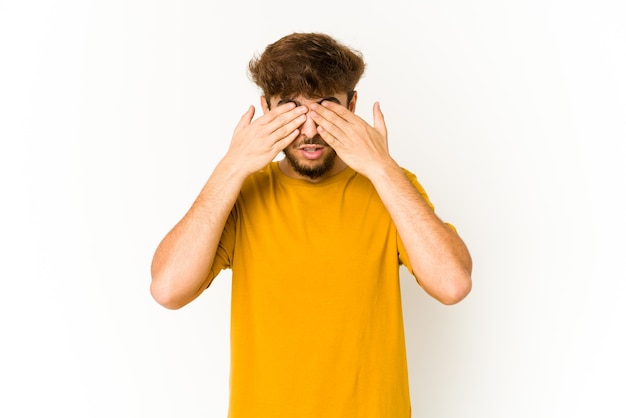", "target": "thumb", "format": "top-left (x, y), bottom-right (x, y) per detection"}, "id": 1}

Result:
top-left (373, 102), bottom-right (387, 137)
top-left (235, 105), bottom-right (256, 131)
